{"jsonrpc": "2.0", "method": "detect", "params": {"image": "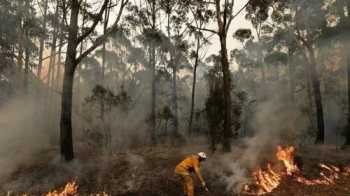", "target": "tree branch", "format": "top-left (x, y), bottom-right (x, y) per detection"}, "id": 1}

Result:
top-left (223, 0), bottom-right (228, 29)
top-left (76, 0), bottom-right (129, 65)
top-left (226, 0), bottom-right (250, 32)
top-left (77, 0), bottom-right (109, 44)
top-left (58, 0), bottom-right (69, 27)
top-left (193, 26), bottom-right (218, 34)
